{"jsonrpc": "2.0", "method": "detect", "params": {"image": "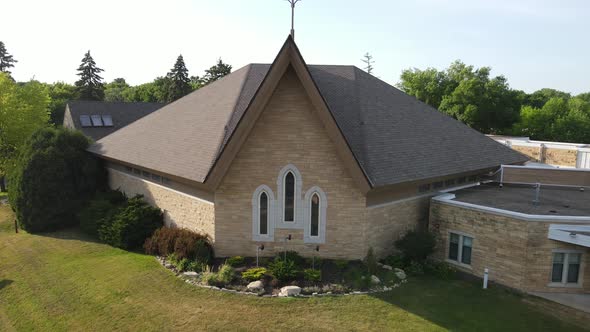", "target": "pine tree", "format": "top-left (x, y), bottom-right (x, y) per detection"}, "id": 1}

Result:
top-left (75, 50), bottom-right (105, 101)
top-left (0, 41), bottom-right (18, 75)
top-left (361, 52), bottom-right (374, 75)
top-left (201, 58), bottom-right (232, 85)
top-left (166, 55), bottom-right (191, 102)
